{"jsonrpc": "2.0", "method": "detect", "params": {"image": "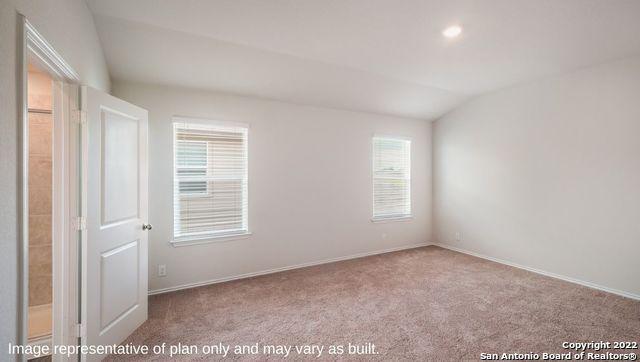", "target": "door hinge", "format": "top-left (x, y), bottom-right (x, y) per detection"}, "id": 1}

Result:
top-left (74, 216), bottom-right (86, 231)
top-left (75, 323), bottom-right (86, 338)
